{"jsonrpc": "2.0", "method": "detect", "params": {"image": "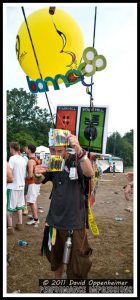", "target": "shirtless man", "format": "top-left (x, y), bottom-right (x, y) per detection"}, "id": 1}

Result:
top-left (25, 144), bottom-right (40, 225)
